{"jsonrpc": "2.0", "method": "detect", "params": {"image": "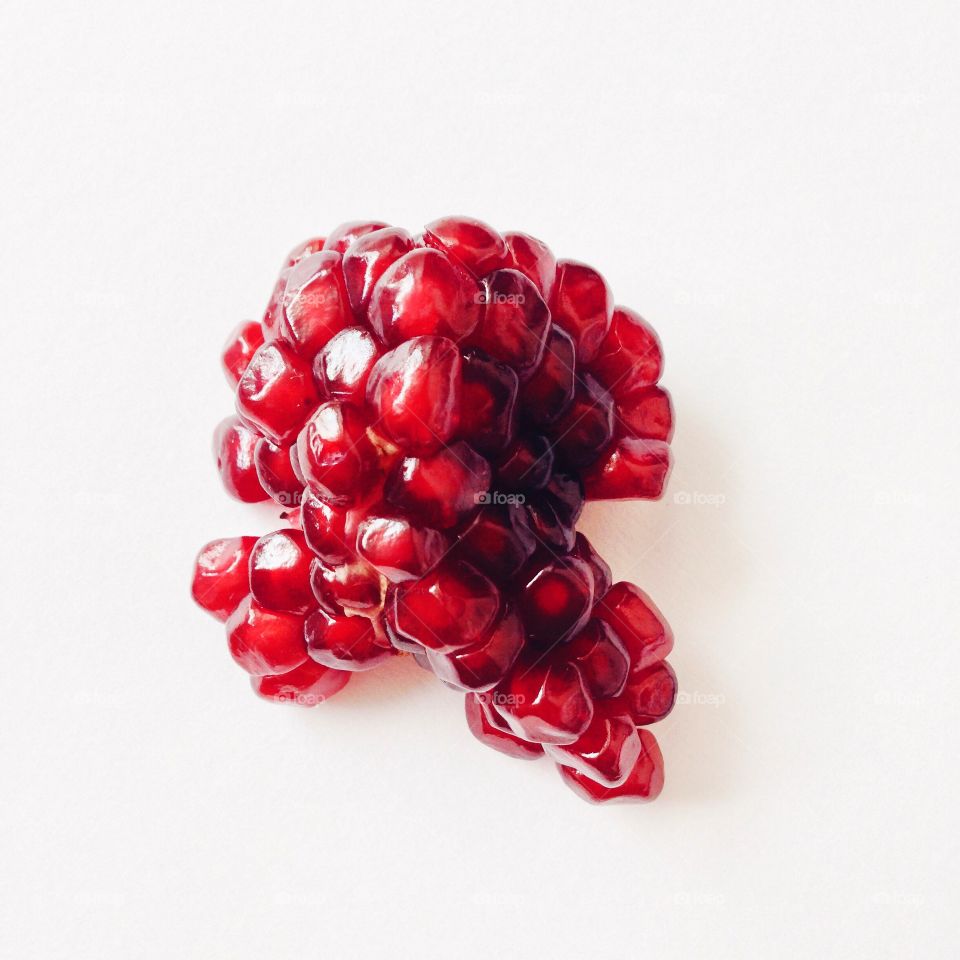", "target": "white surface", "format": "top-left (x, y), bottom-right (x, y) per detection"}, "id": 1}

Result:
top-left (1, 1), bottom-right (958, 957)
